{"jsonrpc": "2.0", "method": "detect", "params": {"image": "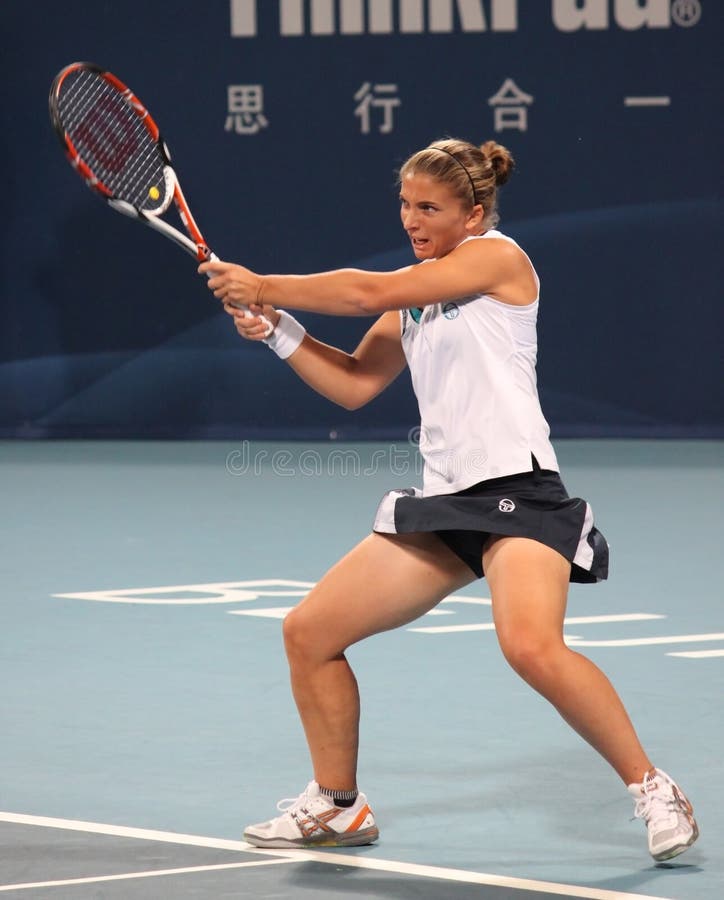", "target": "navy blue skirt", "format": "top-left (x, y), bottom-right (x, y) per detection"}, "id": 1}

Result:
top-left (373, 463), bottom-right (609, 584)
